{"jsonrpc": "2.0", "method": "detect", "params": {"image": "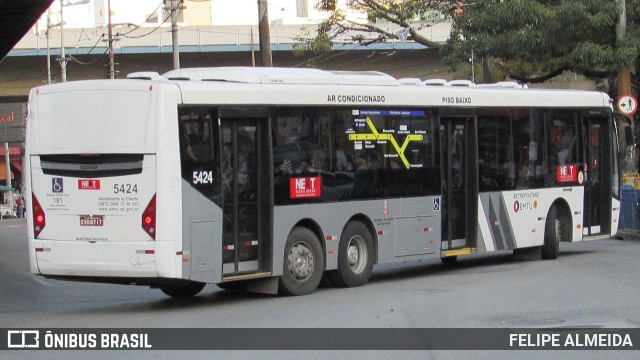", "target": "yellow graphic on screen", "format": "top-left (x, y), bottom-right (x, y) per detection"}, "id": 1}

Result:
top-left (349, 117), bottom-right (423, 169)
